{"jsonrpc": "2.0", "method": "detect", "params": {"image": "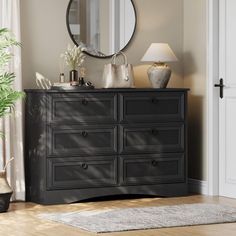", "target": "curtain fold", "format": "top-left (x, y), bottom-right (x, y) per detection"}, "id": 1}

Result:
top-left (0, 0), bottom-right (25, 201)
